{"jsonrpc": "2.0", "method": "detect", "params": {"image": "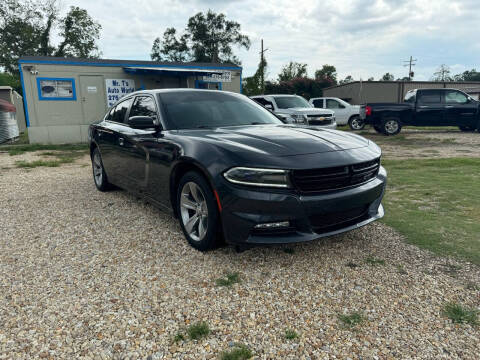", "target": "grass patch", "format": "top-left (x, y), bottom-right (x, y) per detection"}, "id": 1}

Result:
top-left (442, 302), bottom-right (478, 325)
top-left (284, 329), bottom-right (298, 340)
top-left (216, 272), bottom-right (241, 287)
top-left (220, 344), bottom-right (253, 360)
top-left (187, 321), bottom-right (210, 340)
top-left (1, 143), bottom-right (87, 156)
top-left (381, 158), bottom-right (480, 265)
top-left (338, 312), bottom-right (365, 329)
top-left (15, 159), bottom-right (73, 168)
top-left (365, 256), bottom-right (385, 266)
top-left (173, 333), bottom-right (185, 343)
top-left (396, 264), bottom-right (407, 274)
